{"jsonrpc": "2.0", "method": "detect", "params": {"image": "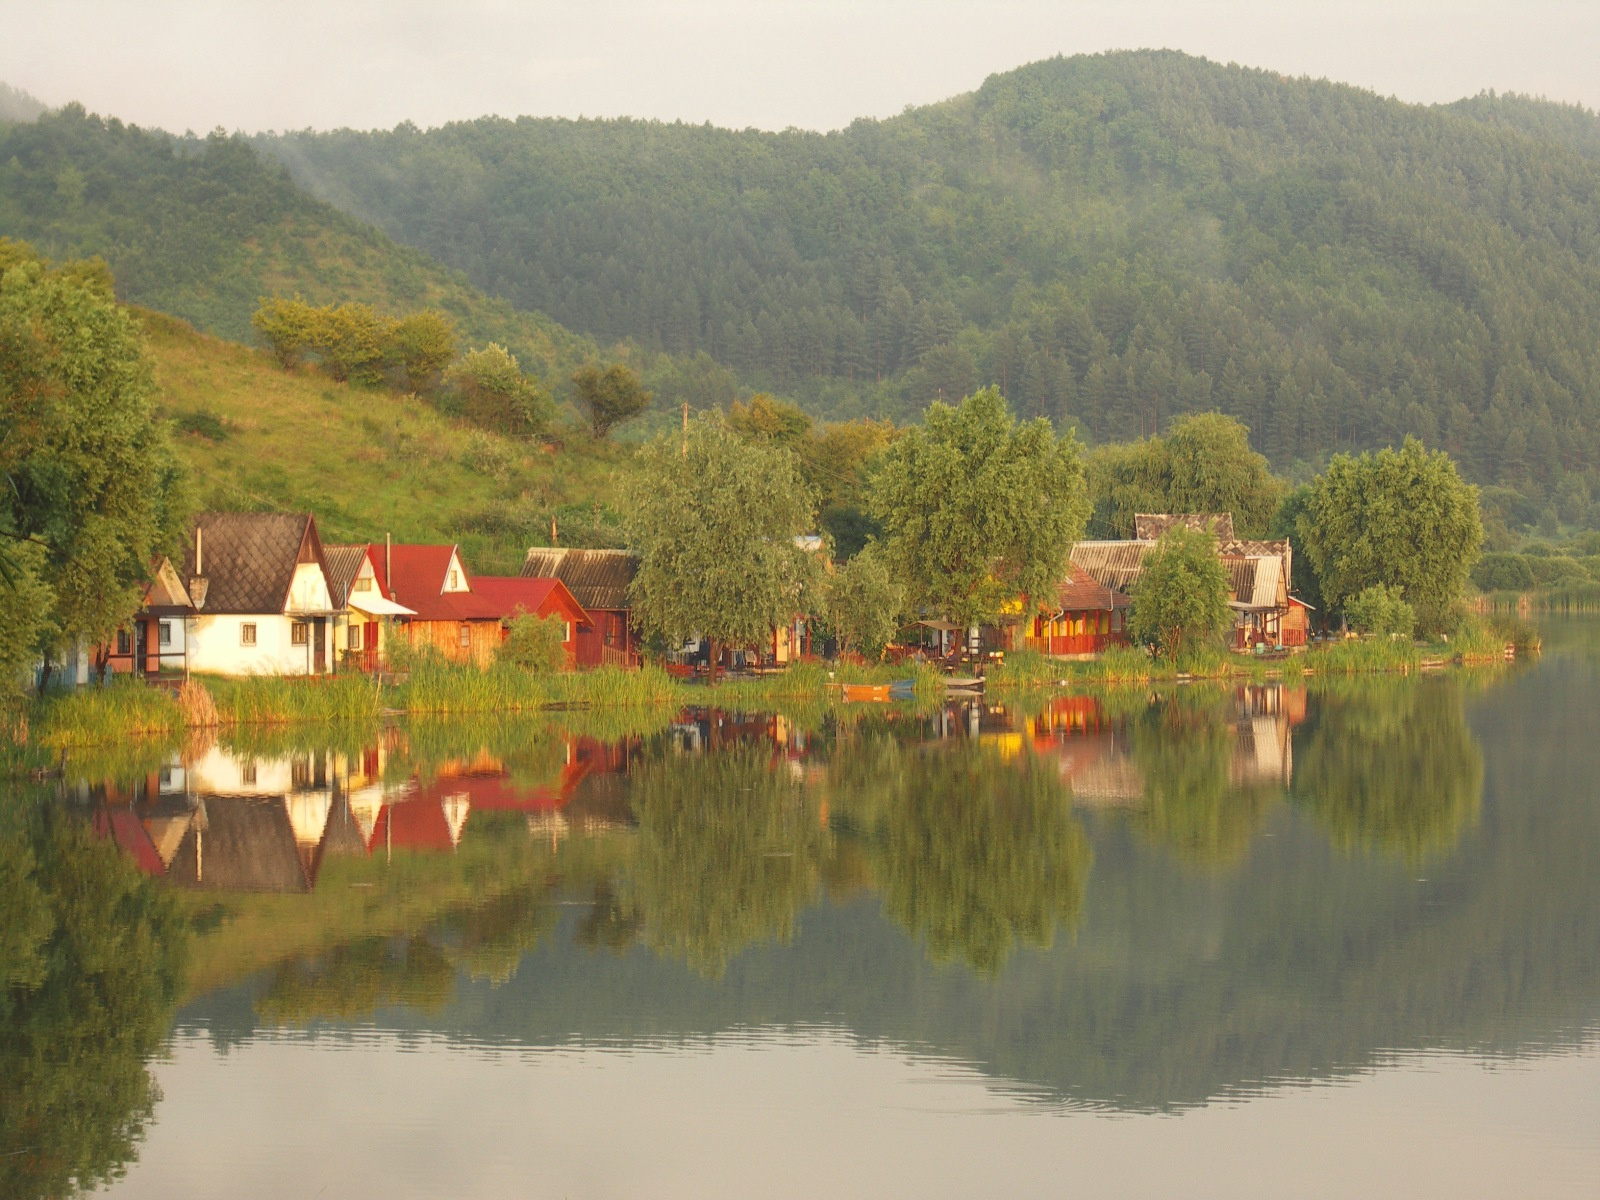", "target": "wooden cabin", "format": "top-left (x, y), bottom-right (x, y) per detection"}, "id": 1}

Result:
top-left (520, 547), bottom-right (641, 668)
top-left (470, 575), bottom-right (590, 669)
top-left (1026, 563), bottom-right (1133, 655)
top-left (368, 543), bottom-right (503, 667)
top-left (323, 543), bottom-right (415, 671)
